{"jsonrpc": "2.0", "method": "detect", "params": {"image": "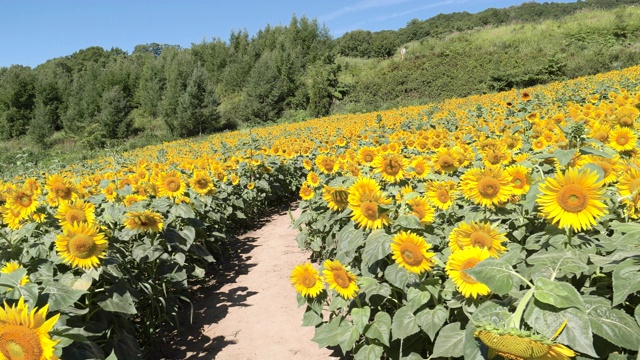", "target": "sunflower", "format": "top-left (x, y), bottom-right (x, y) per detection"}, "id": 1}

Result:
top-left (0, 297), bottom-right (60, 360)
top-left (348, 177), bottom-right (391, 230)
top-left (302, 159), bottom-right (313, 170)
top-left (0, 262), bottom-right (29, 286)
top-left (103, 182), bottom-right (117, 202)
top-left (299, 181), bottom-right (314, 201)
top-left (445, 246), bottom-right (491, 299)
top-left (45, 174), bottom-right (77, 206)
top-left (1, 206), bottom-right (25, 230)
top-left (506, 165), bottom-right (532, 196)
top-left (315, 155), bottom-right (338, 174)
top-left (55, 200), bottom-right (96, 228)
top-left (448, 221), bottom-right (507, 258)
top-left (531, 137), bottom-right (548, 152)
top-left (460, 167), bottom-right (513, 208)
top-left (577, 155), bottom-right (620, 185)
top-left (4, 188), bottom-right (38, 219)
top-left (55, 222), bottom-right (108, 270)
top-left (427, 180), bottom-right (458, 210)
top-left (409, 156), bottom-right (430, 178)
top-left (358, 147), bottom-right (377, 166)
top-left (123, 194), bottom-right (145, 207)
top-left (189, 170), bottom-right (214, 195)
top-left (306, 171), bottom-right (321, 187)
top-left (537, 167), bottom-right (607, 232)
top-left (609, 126), bottom-right (637, 152)
top-left (156, 170), bottom-right (186, 199)
top-left (323, 259), bottom-right (359, 299)
top-left (247, 182), bottom-right (255, 190)
top-left (474, 325), bottom-right (575, 360)
top-left (371, 153), bottom-right (407, 183)
top-left (390, 231), bottom-right (436, 274)
top-left (482, 145), bottom-right (512, 167)
top-left (407, 196), bottom-right (435, 225)
top-left (290, 262), bottom-right (324, 298)
top-left (432, 148), bottom-right (460, 174)
top-left (322, 185), bottom-right (349, 212)
top-left (124, 210), bottom-right (164, 233)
